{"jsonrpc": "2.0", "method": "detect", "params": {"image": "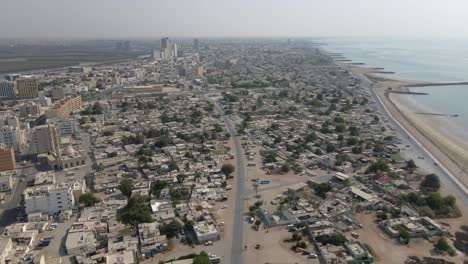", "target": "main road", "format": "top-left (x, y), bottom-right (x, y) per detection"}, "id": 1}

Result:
top-left (211, 98), bottom-right (246, 264)
top-left (352, 69), bottom-right (468, 206)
